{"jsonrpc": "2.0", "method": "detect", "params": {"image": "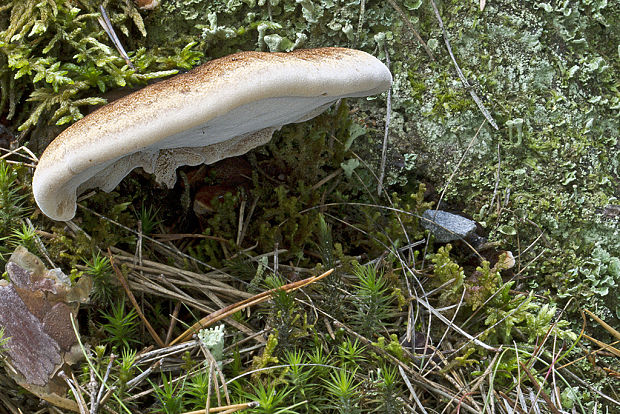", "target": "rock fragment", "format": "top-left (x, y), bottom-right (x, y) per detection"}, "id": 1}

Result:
top-left (422, 209), bottom-right (477, 243)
